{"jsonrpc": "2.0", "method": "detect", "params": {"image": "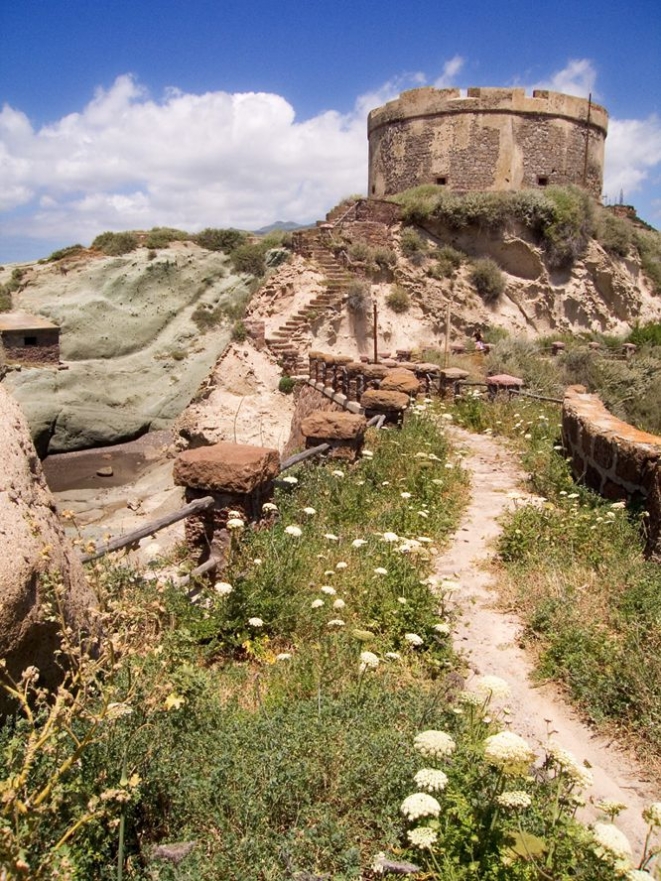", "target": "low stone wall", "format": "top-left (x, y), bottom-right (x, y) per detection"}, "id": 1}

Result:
top-left (562, 385), bottom-right (661, 557)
